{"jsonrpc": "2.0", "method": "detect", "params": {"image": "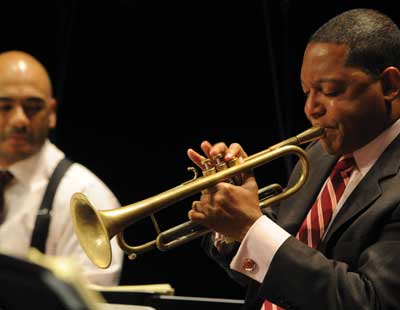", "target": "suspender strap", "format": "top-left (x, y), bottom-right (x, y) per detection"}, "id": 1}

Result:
top-left (30, 157), bottom-right (73, 253)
